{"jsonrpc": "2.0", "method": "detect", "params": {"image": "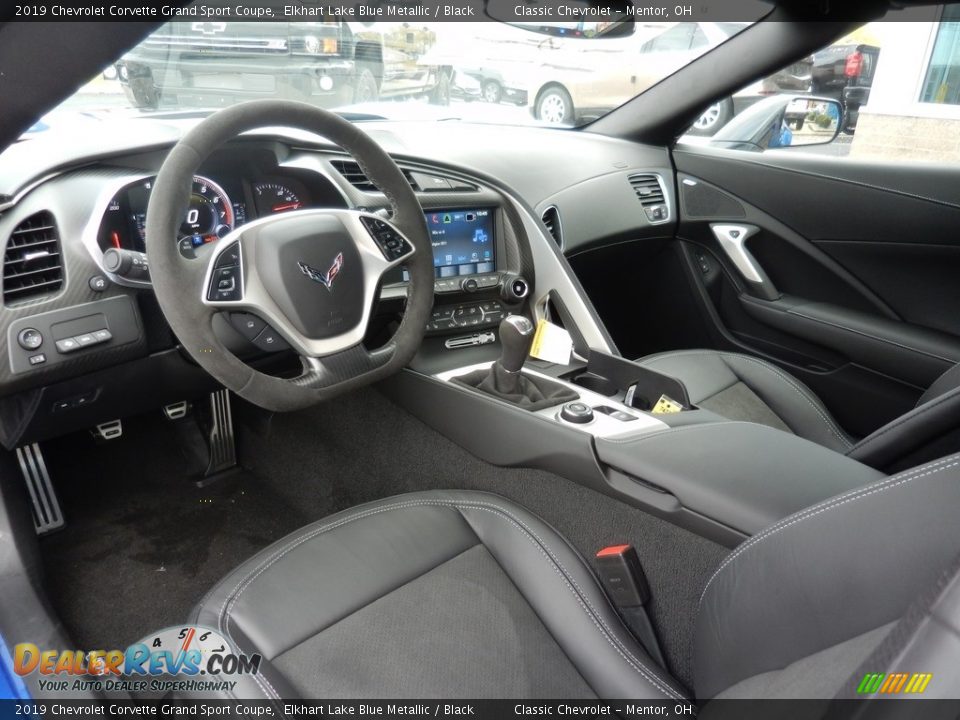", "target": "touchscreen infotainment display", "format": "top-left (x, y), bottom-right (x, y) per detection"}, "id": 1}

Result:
top-left (426, 208), bottom-right (495, 278)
